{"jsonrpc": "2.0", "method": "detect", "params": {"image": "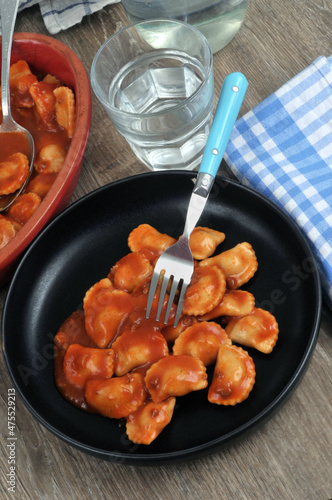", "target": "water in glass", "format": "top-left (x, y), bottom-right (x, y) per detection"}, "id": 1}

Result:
top-left (108, 50), bottom-right (214, 171)
top-left (122, 0), bottom-right (249, 54)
